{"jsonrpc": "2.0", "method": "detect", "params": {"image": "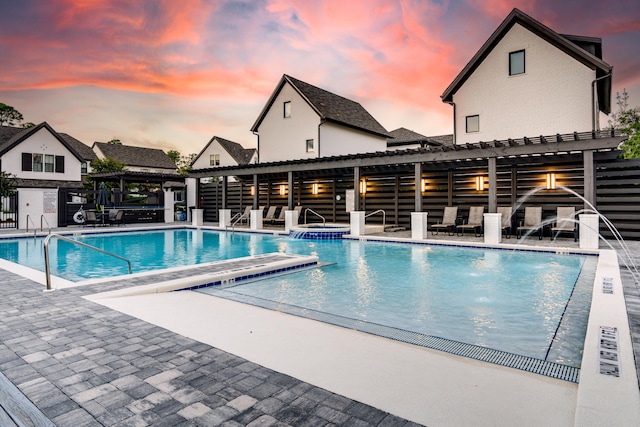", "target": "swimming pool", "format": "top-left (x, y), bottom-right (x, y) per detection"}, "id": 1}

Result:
top-left (0, 228), bottom-right (593, 371)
